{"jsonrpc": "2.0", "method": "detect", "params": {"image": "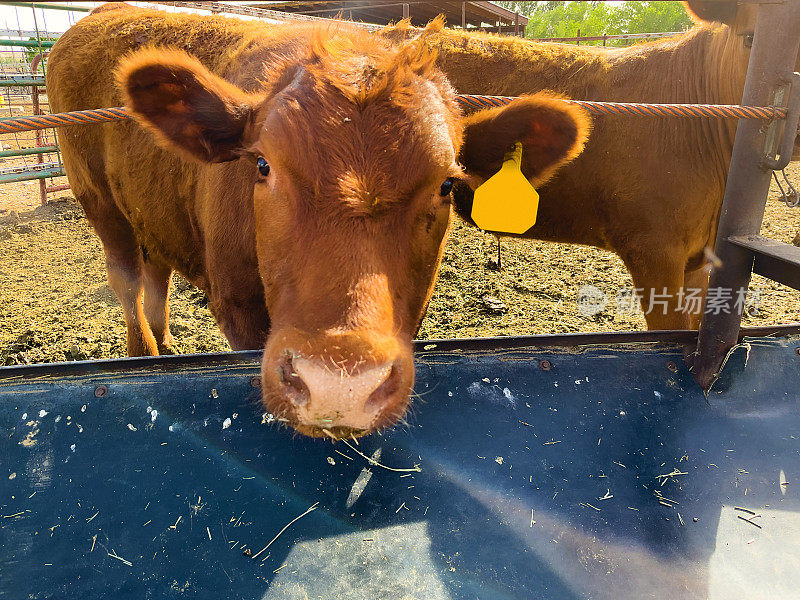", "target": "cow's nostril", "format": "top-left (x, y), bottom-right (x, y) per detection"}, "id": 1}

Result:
top-left (268, 351), bottom-right (410, 433)
top-left (365, 363), bottom-right (402, 412)
top-left (277, 356), bottom-right (310, 407)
